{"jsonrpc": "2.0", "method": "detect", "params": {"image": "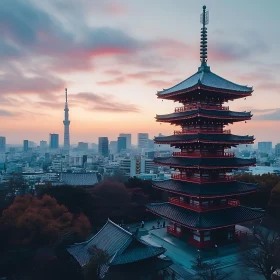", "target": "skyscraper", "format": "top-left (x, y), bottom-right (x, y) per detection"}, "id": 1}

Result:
top-left (98, 137), bottom-right (109, 157)
top-left (258, 142), bottom-right (272, 153)
top-left (78, 142), bottom-right (89, 150)
top-left (40, 140), bottom-right (47, 149)
top-left (50, 134), bottom-right (59, 149)
top-left (119, 133), bottom-right (131, 149)
top-left (0, 137), bottom-right (6, 153)
top-left (23, 140), bottom-right (29, 152)
top-left (117, 137), bottom-right (126, 153)
top-left (63, 88), bottom-right (70, 151)
top-left (138, 133), bottom-right (149, 149)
